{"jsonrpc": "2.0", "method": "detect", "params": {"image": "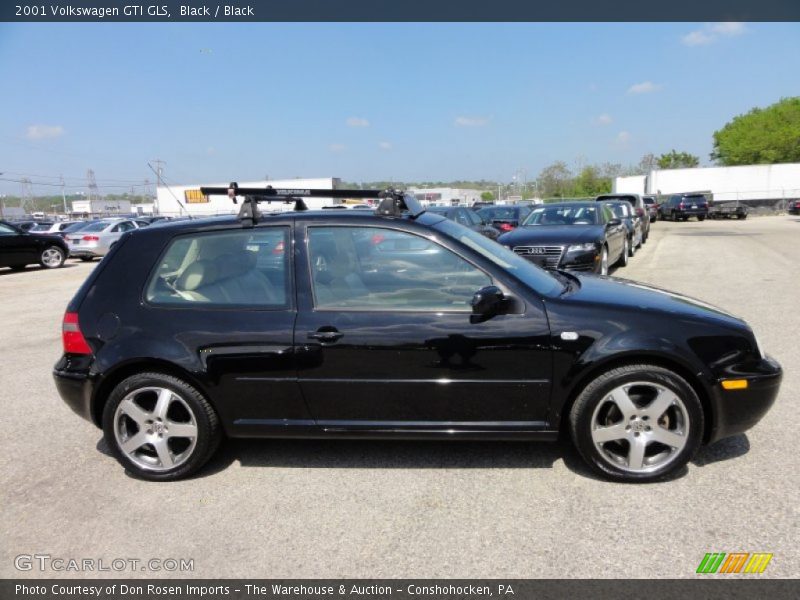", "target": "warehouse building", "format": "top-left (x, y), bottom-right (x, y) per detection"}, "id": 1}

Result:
top-left (408, 187), bottom-right (484, 207)
top-left (614, 163), bottom-right (800, 208)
